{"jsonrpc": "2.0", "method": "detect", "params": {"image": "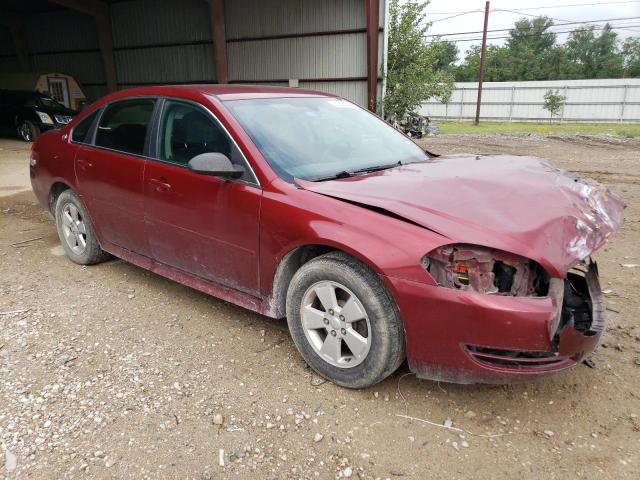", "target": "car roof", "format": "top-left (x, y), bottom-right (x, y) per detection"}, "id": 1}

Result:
top-left (99, 84), bottom-right (338, 102)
